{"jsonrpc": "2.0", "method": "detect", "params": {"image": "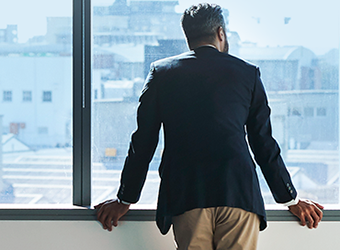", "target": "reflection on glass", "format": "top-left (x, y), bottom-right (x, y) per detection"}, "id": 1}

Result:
top-left (0, 2), bottom-right (72, 204)
top-left (91, 0), bottom-right (339, 206)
